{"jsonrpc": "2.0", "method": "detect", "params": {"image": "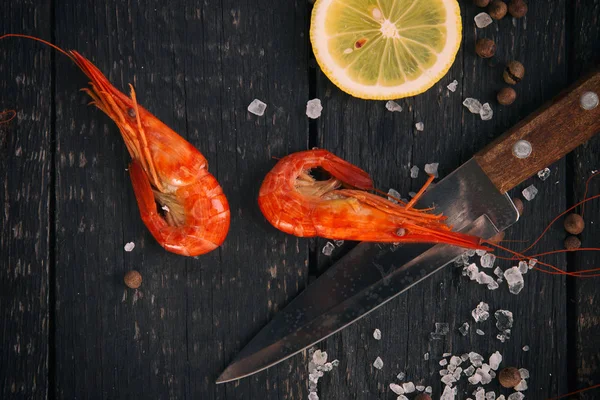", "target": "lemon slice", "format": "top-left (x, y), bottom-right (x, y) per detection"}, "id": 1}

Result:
top-left (310, 0), bottom-right (462, 100)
